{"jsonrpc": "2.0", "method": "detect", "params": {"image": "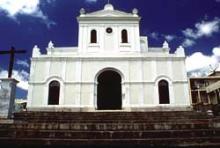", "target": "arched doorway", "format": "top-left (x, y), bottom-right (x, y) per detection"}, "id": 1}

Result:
top-left (48, 80), bottom-right (60, 105)
top-left (158, 80), bottom-right (170, 104)
top-left (97, 70), bottom-right (122, 110)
